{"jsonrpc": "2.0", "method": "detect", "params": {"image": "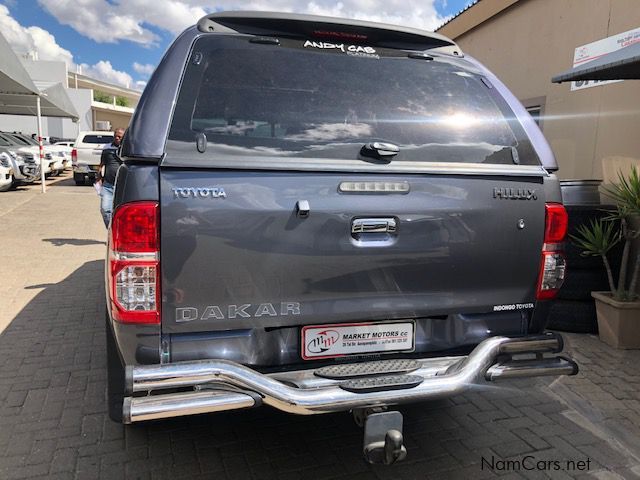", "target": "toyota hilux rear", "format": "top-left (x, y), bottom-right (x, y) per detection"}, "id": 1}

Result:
top-left (106, 12), bottom-right (576, 464)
